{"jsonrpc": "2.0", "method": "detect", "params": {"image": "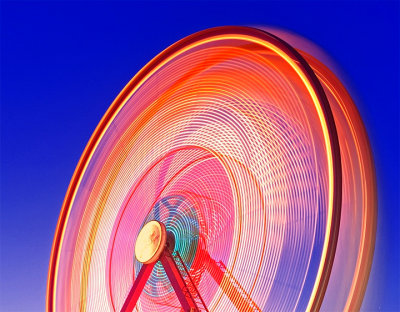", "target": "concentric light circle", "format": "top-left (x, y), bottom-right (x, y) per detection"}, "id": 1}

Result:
top-left (47, 26), bottom-right (375, 312)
